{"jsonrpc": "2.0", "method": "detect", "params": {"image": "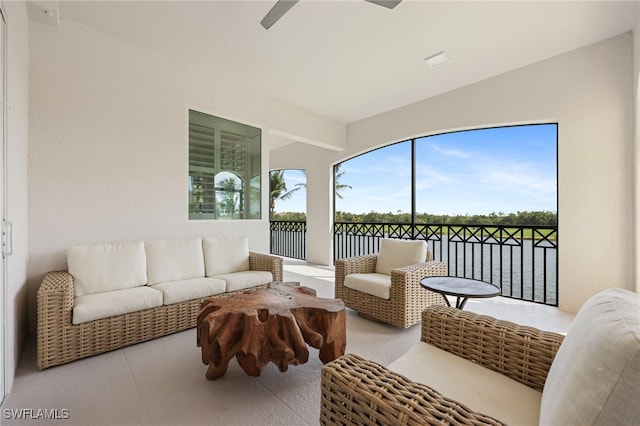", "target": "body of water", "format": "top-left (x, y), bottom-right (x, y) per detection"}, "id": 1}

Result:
top-left (335, 233), bottom-right (557, 306)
